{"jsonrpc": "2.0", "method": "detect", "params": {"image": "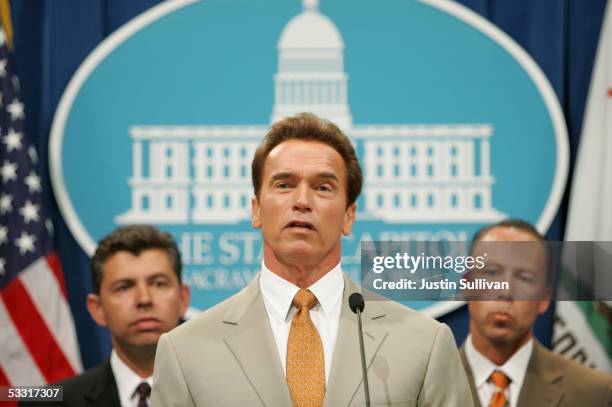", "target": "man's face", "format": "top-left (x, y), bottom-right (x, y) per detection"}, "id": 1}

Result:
top-left (252, 139), bottom-right (356, 270)
top-left (467, 227), bottom-right (551, 347)
top-left (87, 249), bottom-right (190, 348)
